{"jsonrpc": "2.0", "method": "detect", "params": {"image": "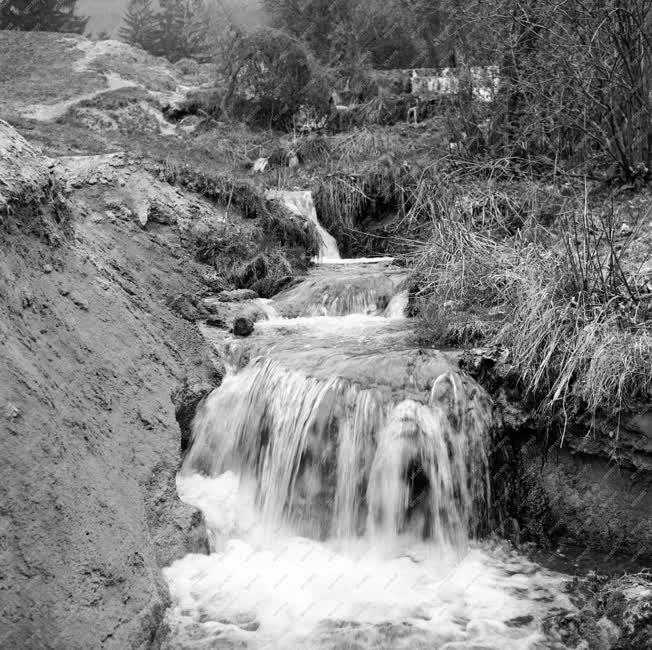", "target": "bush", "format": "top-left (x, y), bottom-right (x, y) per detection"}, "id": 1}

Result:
top-left (445, 0), bottom-right (652, 181)
top-left (223, 27), bottom-right (333, 130)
